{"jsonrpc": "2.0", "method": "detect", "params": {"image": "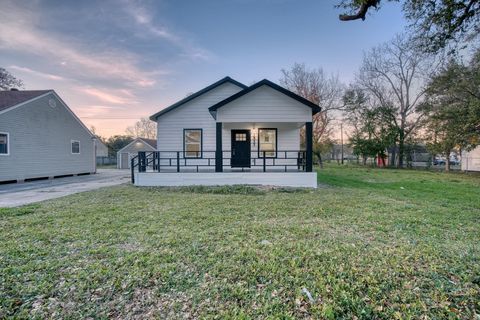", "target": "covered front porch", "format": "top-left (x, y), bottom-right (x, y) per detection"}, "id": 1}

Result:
top-left (132, 121), bottom-right (315, 187)
top-left (134, 78), bottom-right (319, 188)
